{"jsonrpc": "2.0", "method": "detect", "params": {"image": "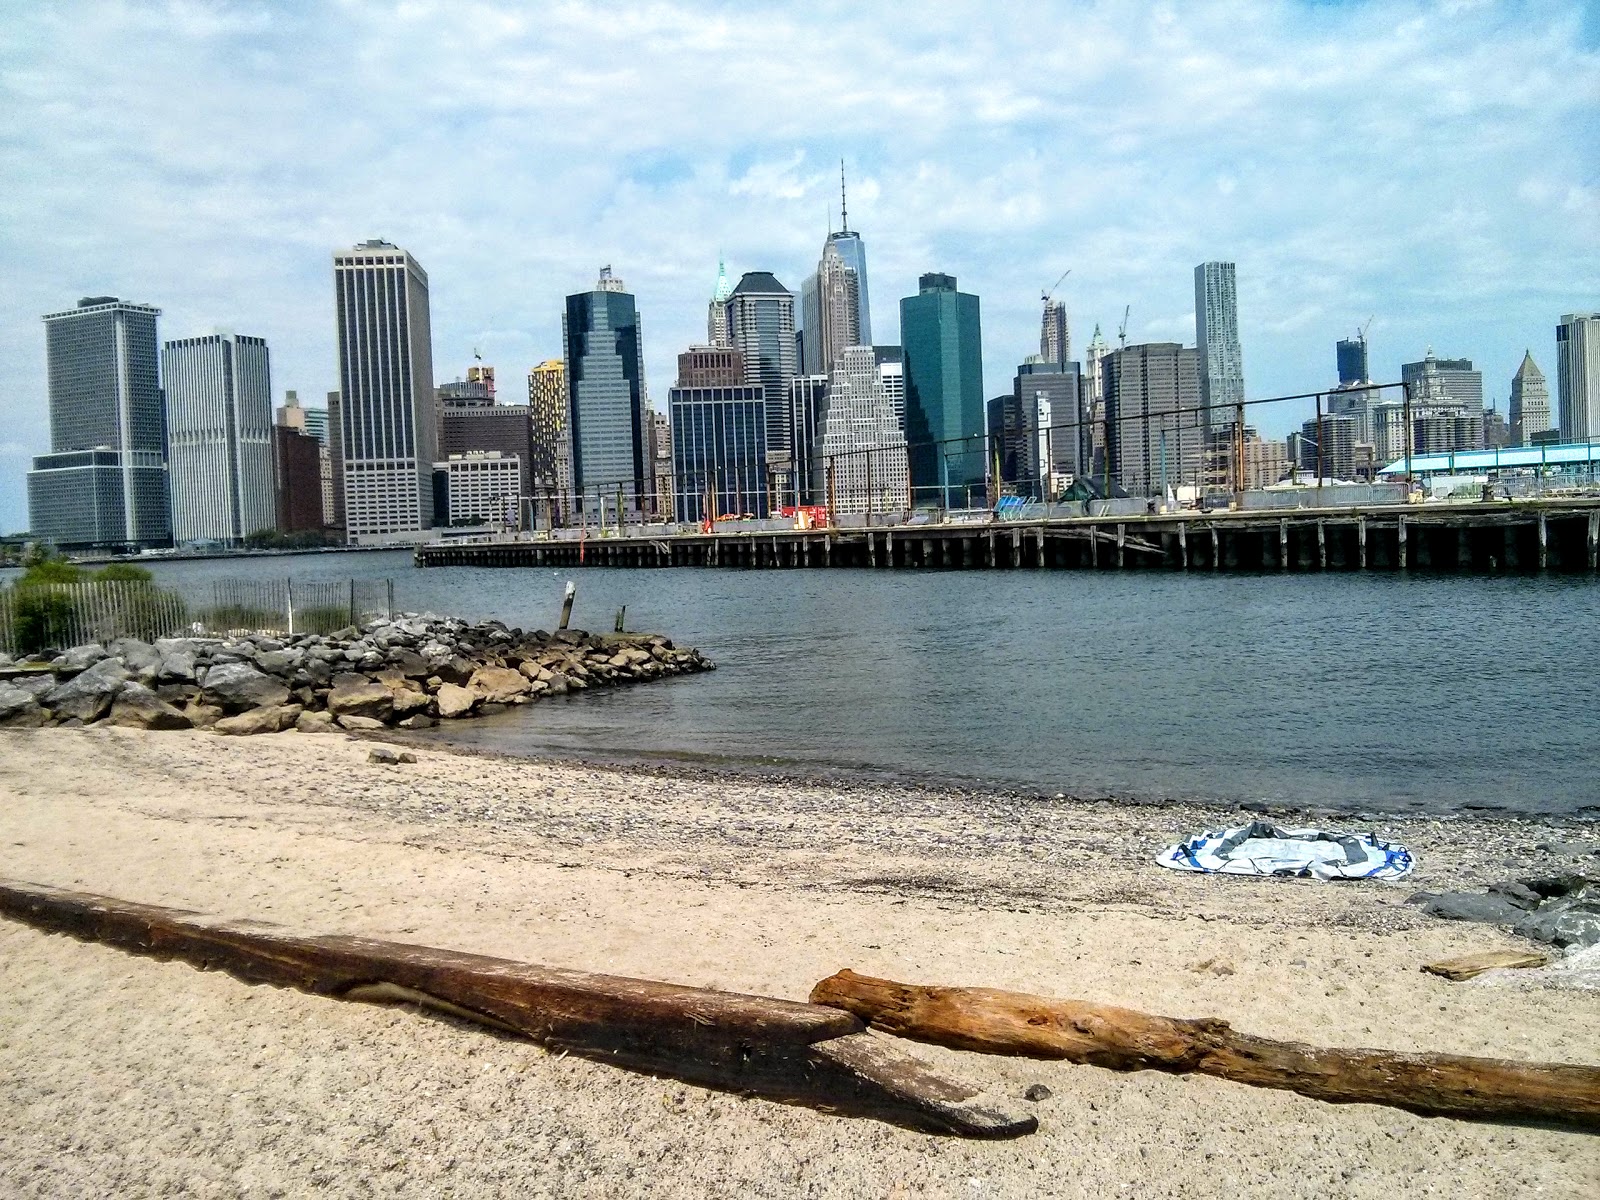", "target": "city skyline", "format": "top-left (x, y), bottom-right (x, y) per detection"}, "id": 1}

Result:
top-left (1, 1), bottom-right (1596, 532)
